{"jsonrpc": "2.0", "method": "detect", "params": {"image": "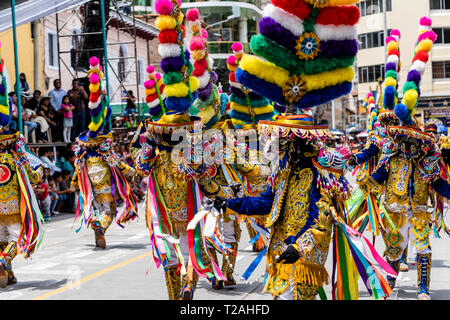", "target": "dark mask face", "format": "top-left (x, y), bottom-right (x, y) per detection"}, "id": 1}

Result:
top-left (398, 137), bottom-right (422, 160)
top-left (287, 140), bottom-right (316, 166)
